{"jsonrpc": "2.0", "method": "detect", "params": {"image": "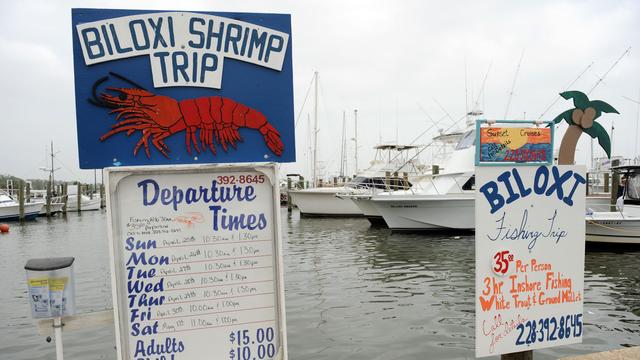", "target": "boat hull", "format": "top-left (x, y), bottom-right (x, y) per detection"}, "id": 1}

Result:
top-left (348, 195), bottom-right (387, 226)
top-left (372, 195), bottom-right (475, 230)
top-left (38, 203), bottom-right (65, 216)
top-left (586, 214), bottom-right (640, 244)
top-left (0, 202), bottom-right (43, 221)
top-left (288, 188), bottom-right (363, 216)
top-left (66, 196), bottom-right (101, 211)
